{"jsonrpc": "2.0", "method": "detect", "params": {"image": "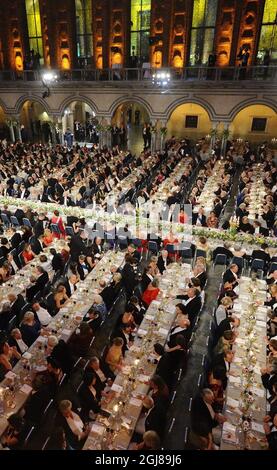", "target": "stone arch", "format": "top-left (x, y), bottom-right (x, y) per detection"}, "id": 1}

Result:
top-left (166, 102), bottom-right (213, 140)
top-left (165, 97), bottom-right (216, 122)
top-left (108, 95), bottom-right (154, 119)
top-left (229, 98), bottom-right (277, 121)
top-left (14, 95), bottom-right (51, 115)
top-left (58, 95), bottom-right (98, 116)
top-left (230, 102), bottom-right (277, 142)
